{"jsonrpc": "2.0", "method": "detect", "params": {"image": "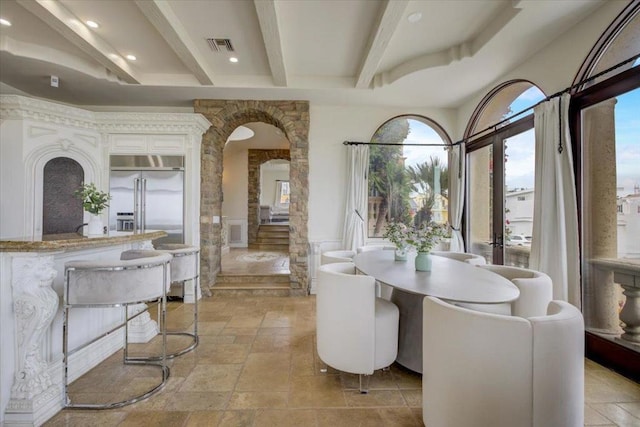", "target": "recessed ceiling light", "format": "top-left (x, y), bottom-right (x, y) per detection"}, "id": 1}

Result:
top-left (126, 54), bottom-right (137, 61)
top-left (0, 18), bottom-right (12, 27)
top-left (407, 12), bottom-right (422, 23)
top-left (229, 57), bottom-right (238, 63)
top-left (86, 20), bottom-right (99, 29)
